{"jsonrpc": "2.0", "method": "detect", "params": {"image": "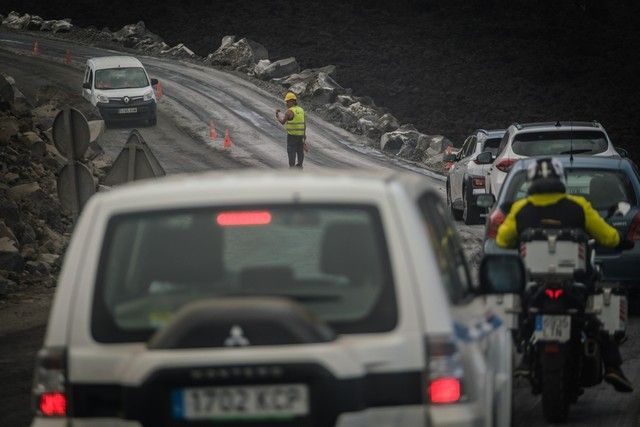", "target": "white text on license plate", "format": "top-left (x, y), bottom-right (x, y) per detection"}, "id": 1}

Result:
top-left (118, 107), bottom-right (137, 114)
top-left (534, 315), bottom-right (571, 342)
top-left (172, 383), bottom-right (309, 421)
